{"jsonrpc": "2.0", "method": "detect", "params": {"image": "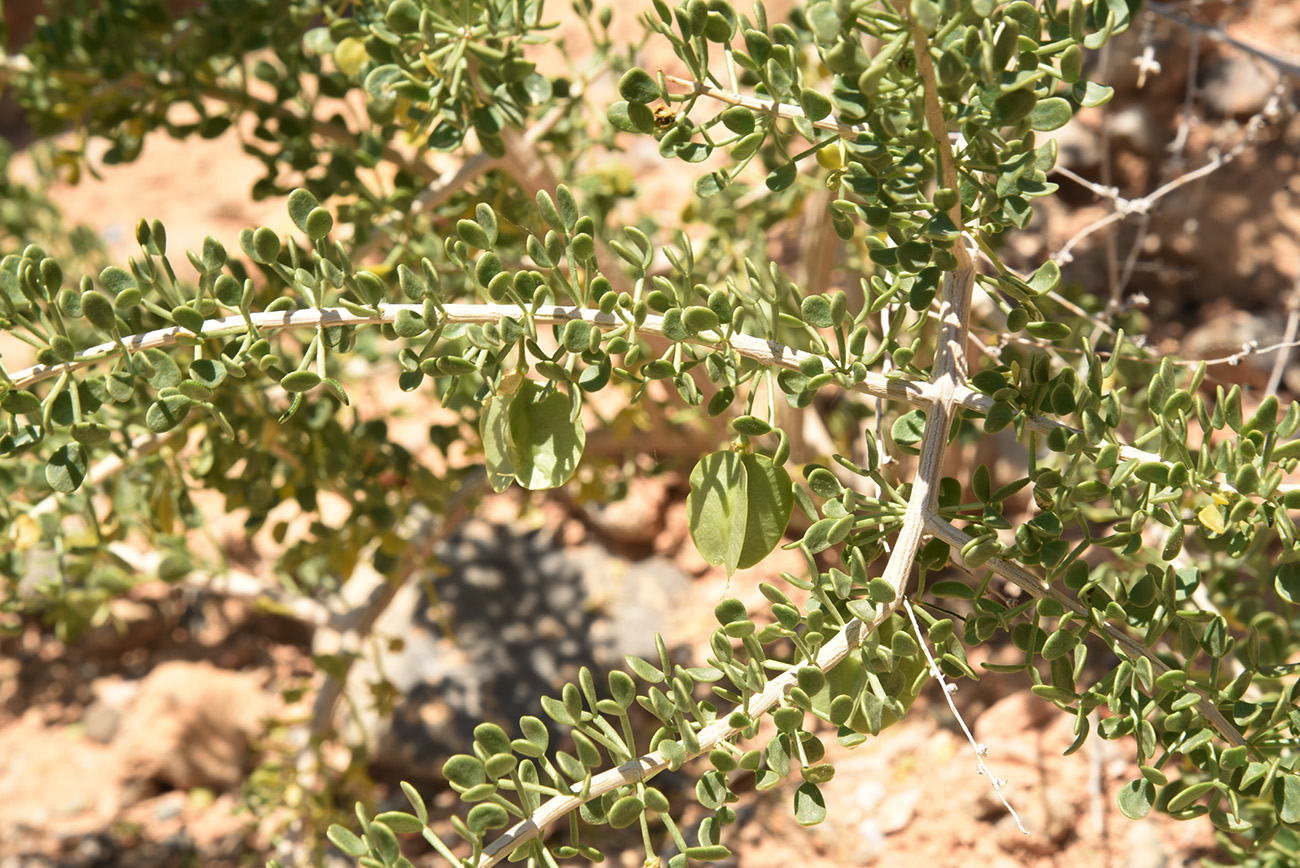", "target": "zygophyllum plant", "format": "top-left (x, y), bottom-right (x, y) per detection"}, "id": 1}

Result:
top-left (2, 0), bottom-right (1299, 866)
